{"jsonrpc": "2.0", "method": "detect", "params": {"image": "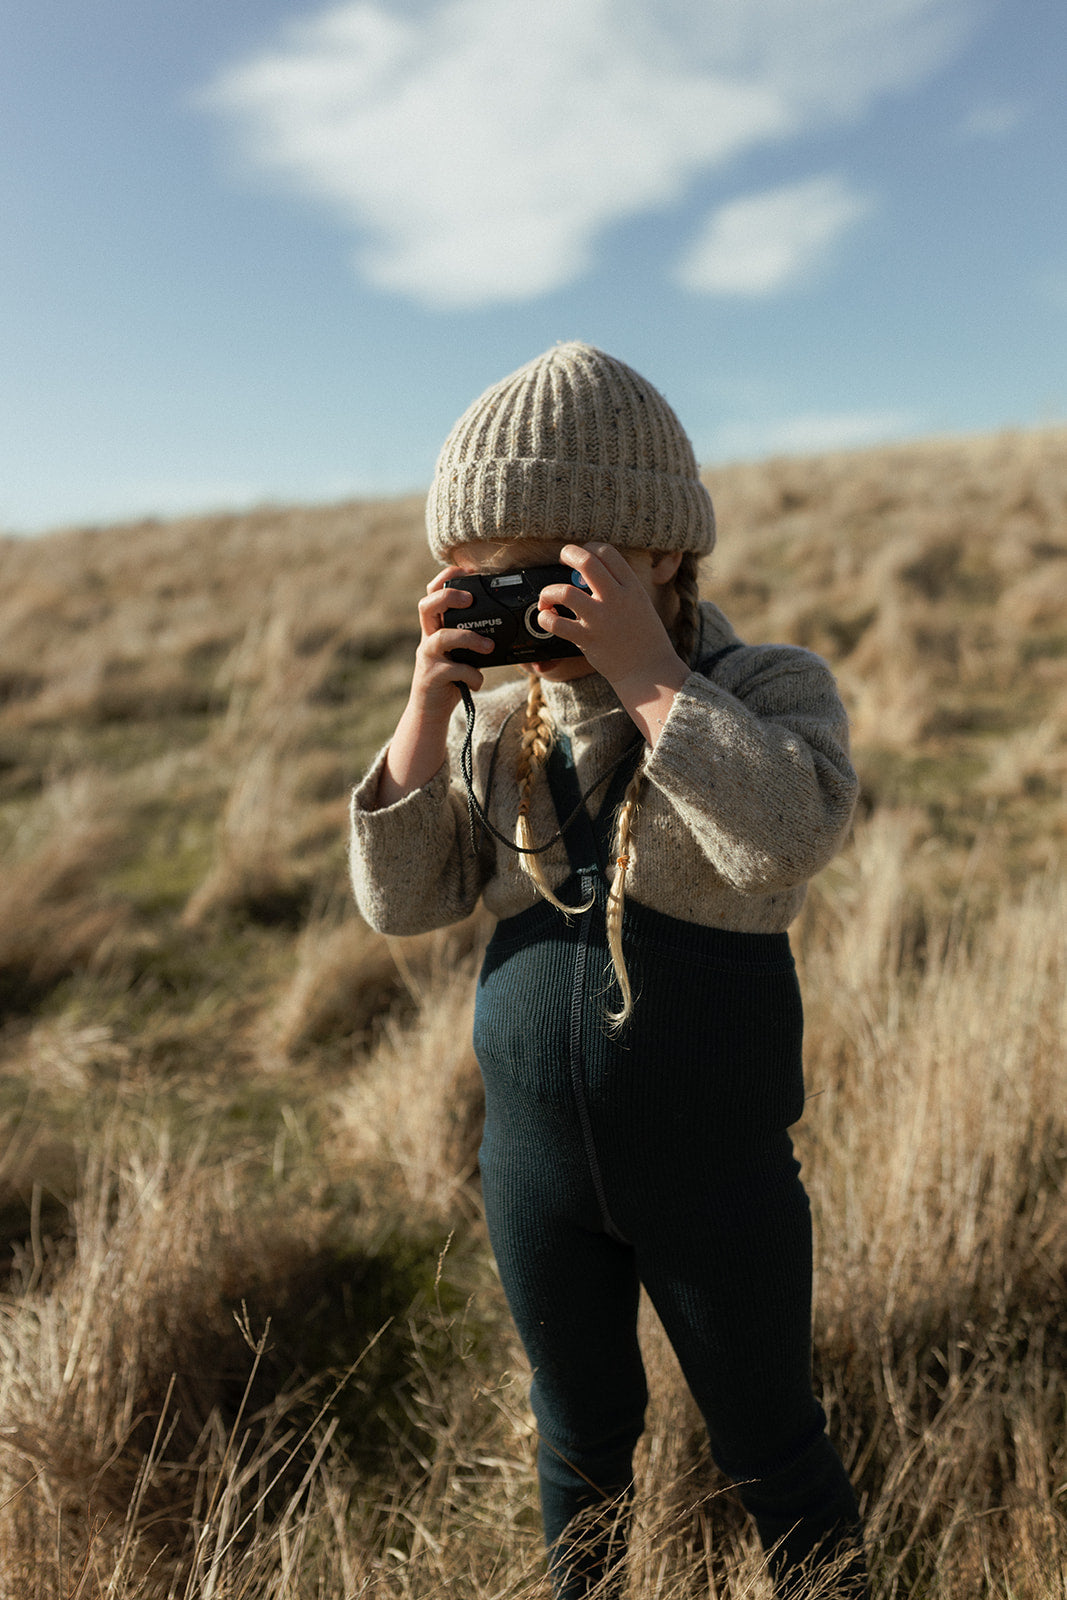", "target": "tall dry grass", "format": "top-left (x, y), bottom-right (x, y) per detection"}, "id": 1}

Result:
top-left (0, 774), bottom-right (129, 1014)
top-left (3, 814), bottom-right (1063, 1596)
top-left (798, 824), bottom-right (1067, 1596)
